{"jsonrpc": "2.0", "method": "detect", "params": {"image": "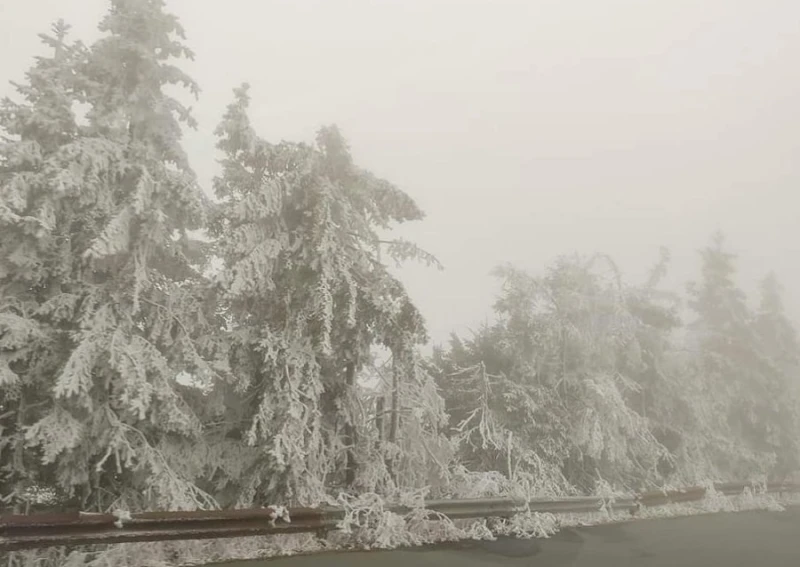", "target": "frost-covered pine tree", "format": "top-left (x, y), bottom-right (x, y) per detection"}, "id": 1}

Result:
top-left (752, 272), bottom-right (800, 479)
top-left (435, 254), bottom-right (672, 495)
top-left (0, 20), bottom-right (88, 511)
top-left (686, 232), bottom-right (768, 478)
top-left (210, 84), bottom-right (446, 505)
top-left (619, 248), bottom-right (692, 483)
top-left (2, 0), bottom-right (218, 512)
